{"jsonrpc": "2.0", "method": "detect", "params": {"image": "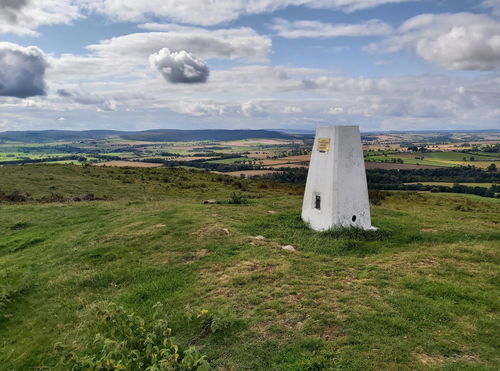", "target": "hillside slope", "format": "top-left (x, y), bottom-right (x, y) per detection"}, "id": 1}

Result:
top-left (0, 129), bottom-right (298, 143)
top-left (0, 165), bottom-right (499, 370)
